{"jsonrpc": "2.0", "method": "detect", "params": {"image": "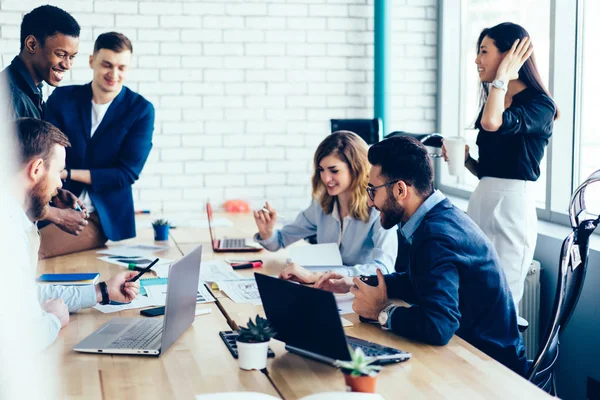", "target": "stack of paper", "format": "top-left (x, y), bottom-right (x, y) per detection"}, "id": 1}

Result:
top-left (289, 243), bottom-right (344, 271)
top-left (93, 295), bottom-right (155, 313)
top-left (97, 244), bottom-right (173, 271)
